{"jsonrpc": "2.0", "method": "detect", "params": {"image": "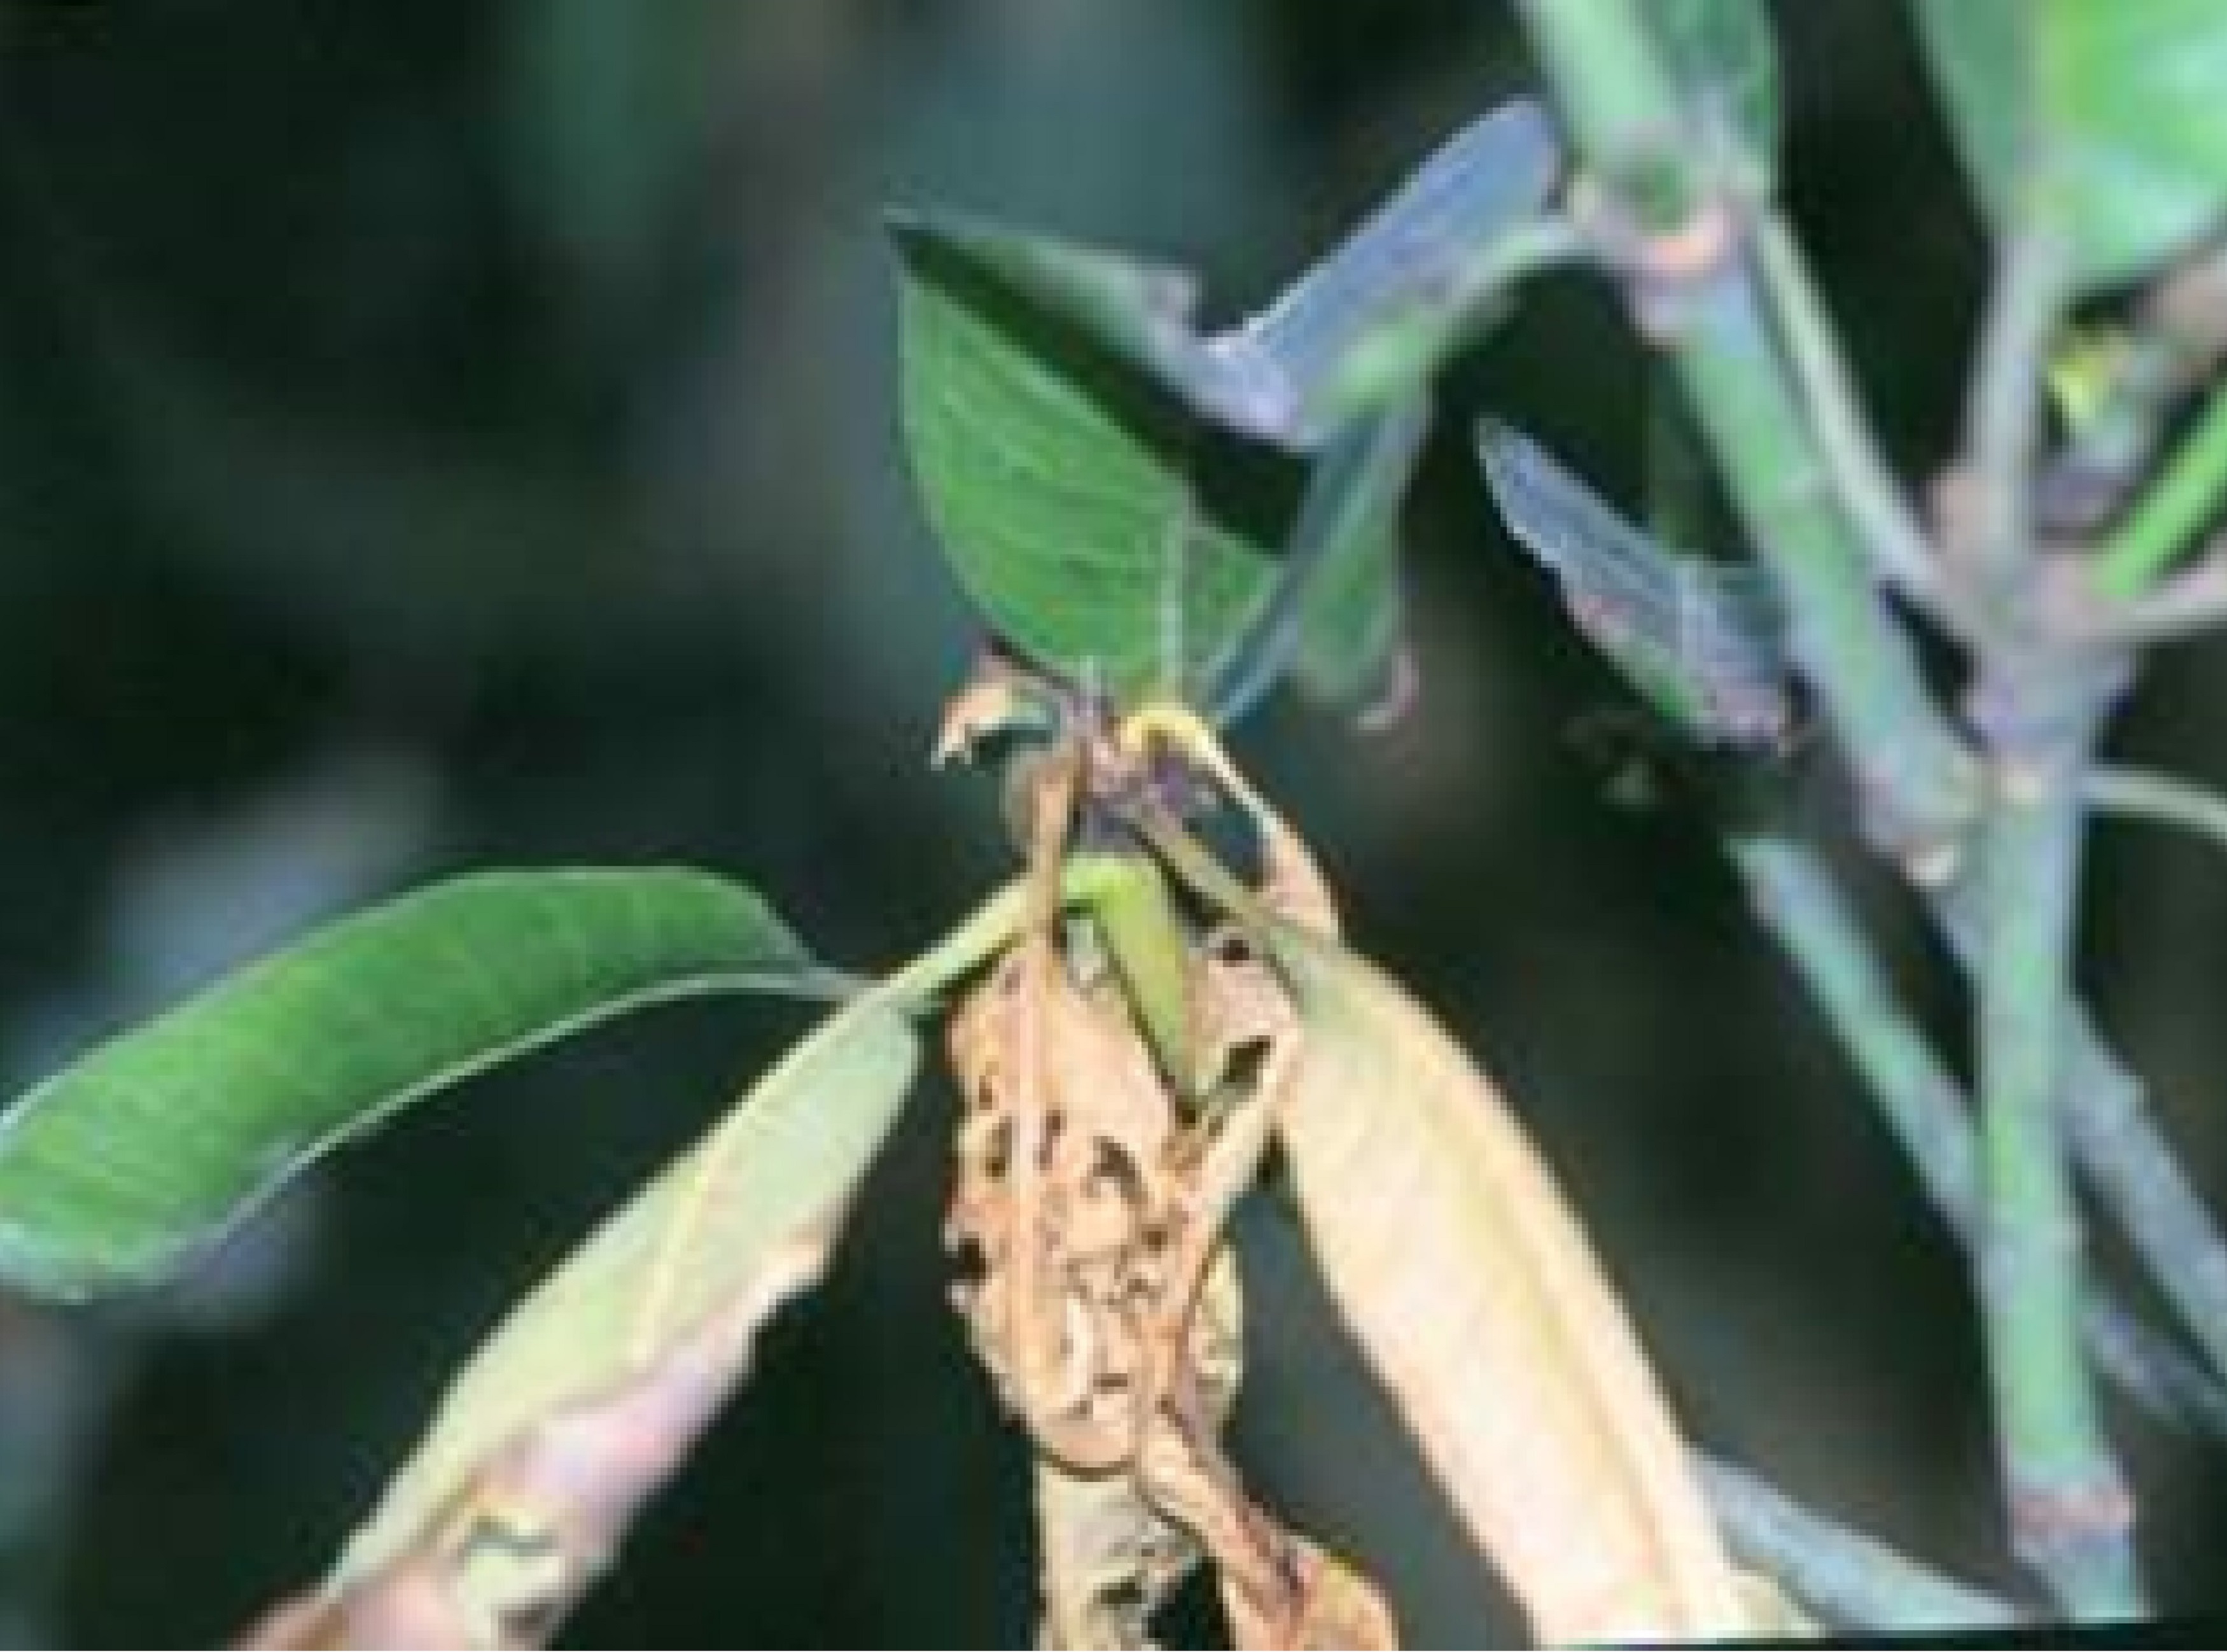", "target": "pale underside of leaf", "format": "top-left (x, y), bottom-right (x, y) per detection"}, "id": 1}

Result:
top-left (300, 990), bottom-right (919, 1646)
